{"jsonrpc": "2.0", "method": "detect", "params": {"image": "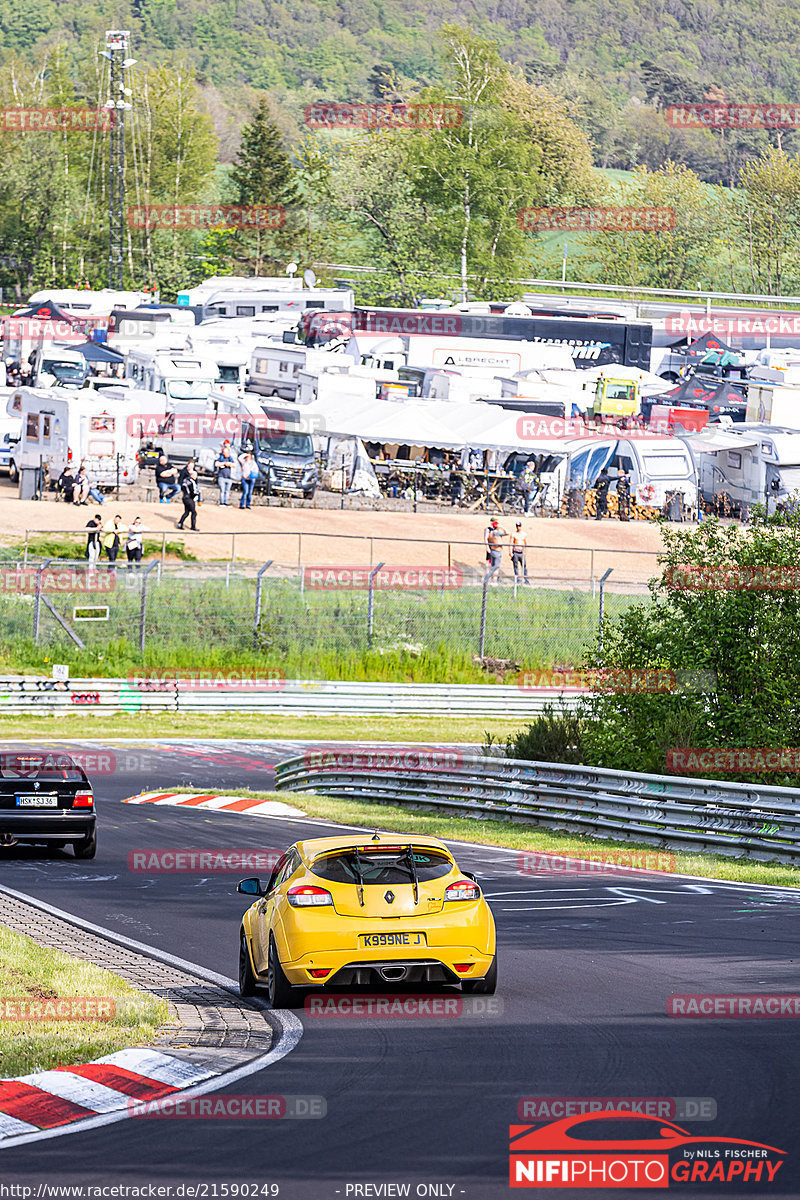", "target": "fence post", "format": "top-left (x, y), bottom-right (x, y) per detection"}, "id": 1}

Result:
top-left (598, 567), bottom-right (613, 654)
top-left (23, 531), bottom-right (29, 567)
top-left (160, 532), bottom-right (166, 576)
top-left (367, 561), bottom-right (385, 645)
top-left (479, 575), bottom-right (490, 659)
top-left (32, 559), bottom-right (50, 644)
top-left (253, 560), bottom-right (274, 648)
top-left (139, 561), bottom-right (159, 654)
